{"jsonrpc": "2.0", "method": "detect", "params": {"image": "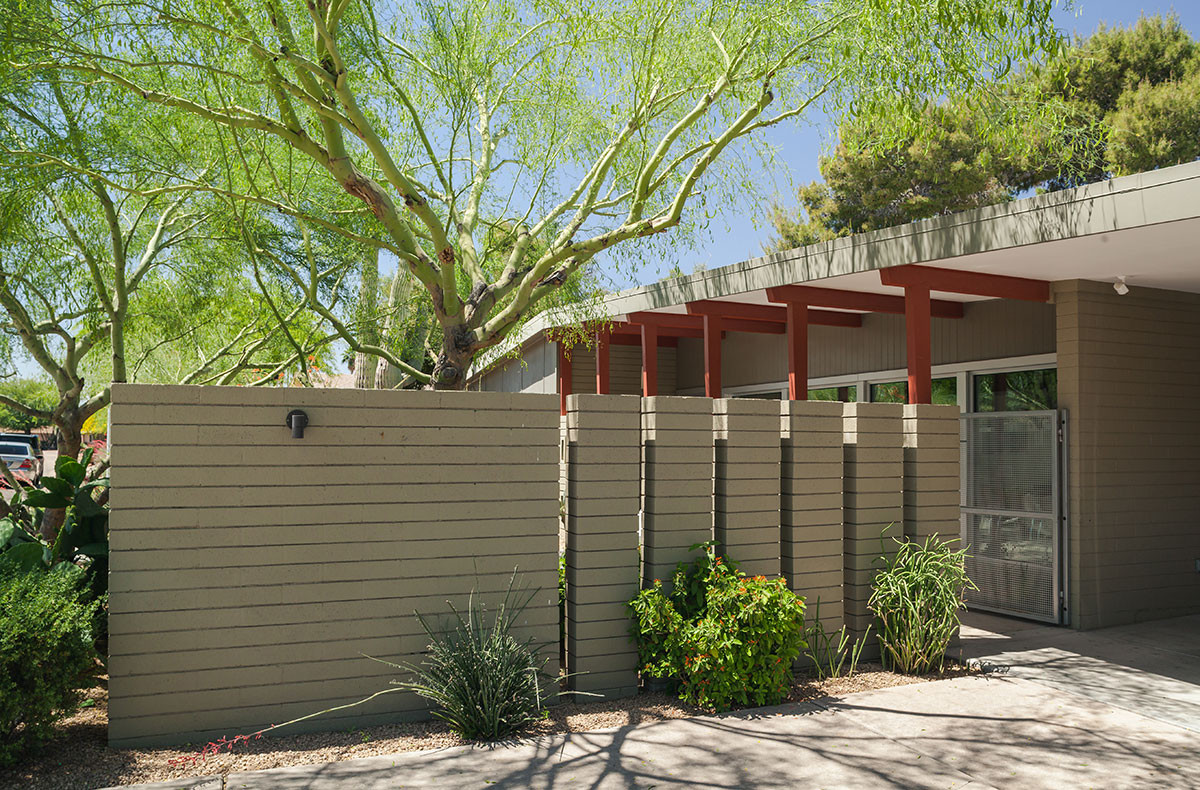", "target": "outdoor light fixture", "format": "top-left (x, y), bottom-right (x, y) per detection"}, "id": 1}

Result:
top-left (286, 409), bottom-right (309, 439)
top-left (1113, 276), bottom-right (1130, 296)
